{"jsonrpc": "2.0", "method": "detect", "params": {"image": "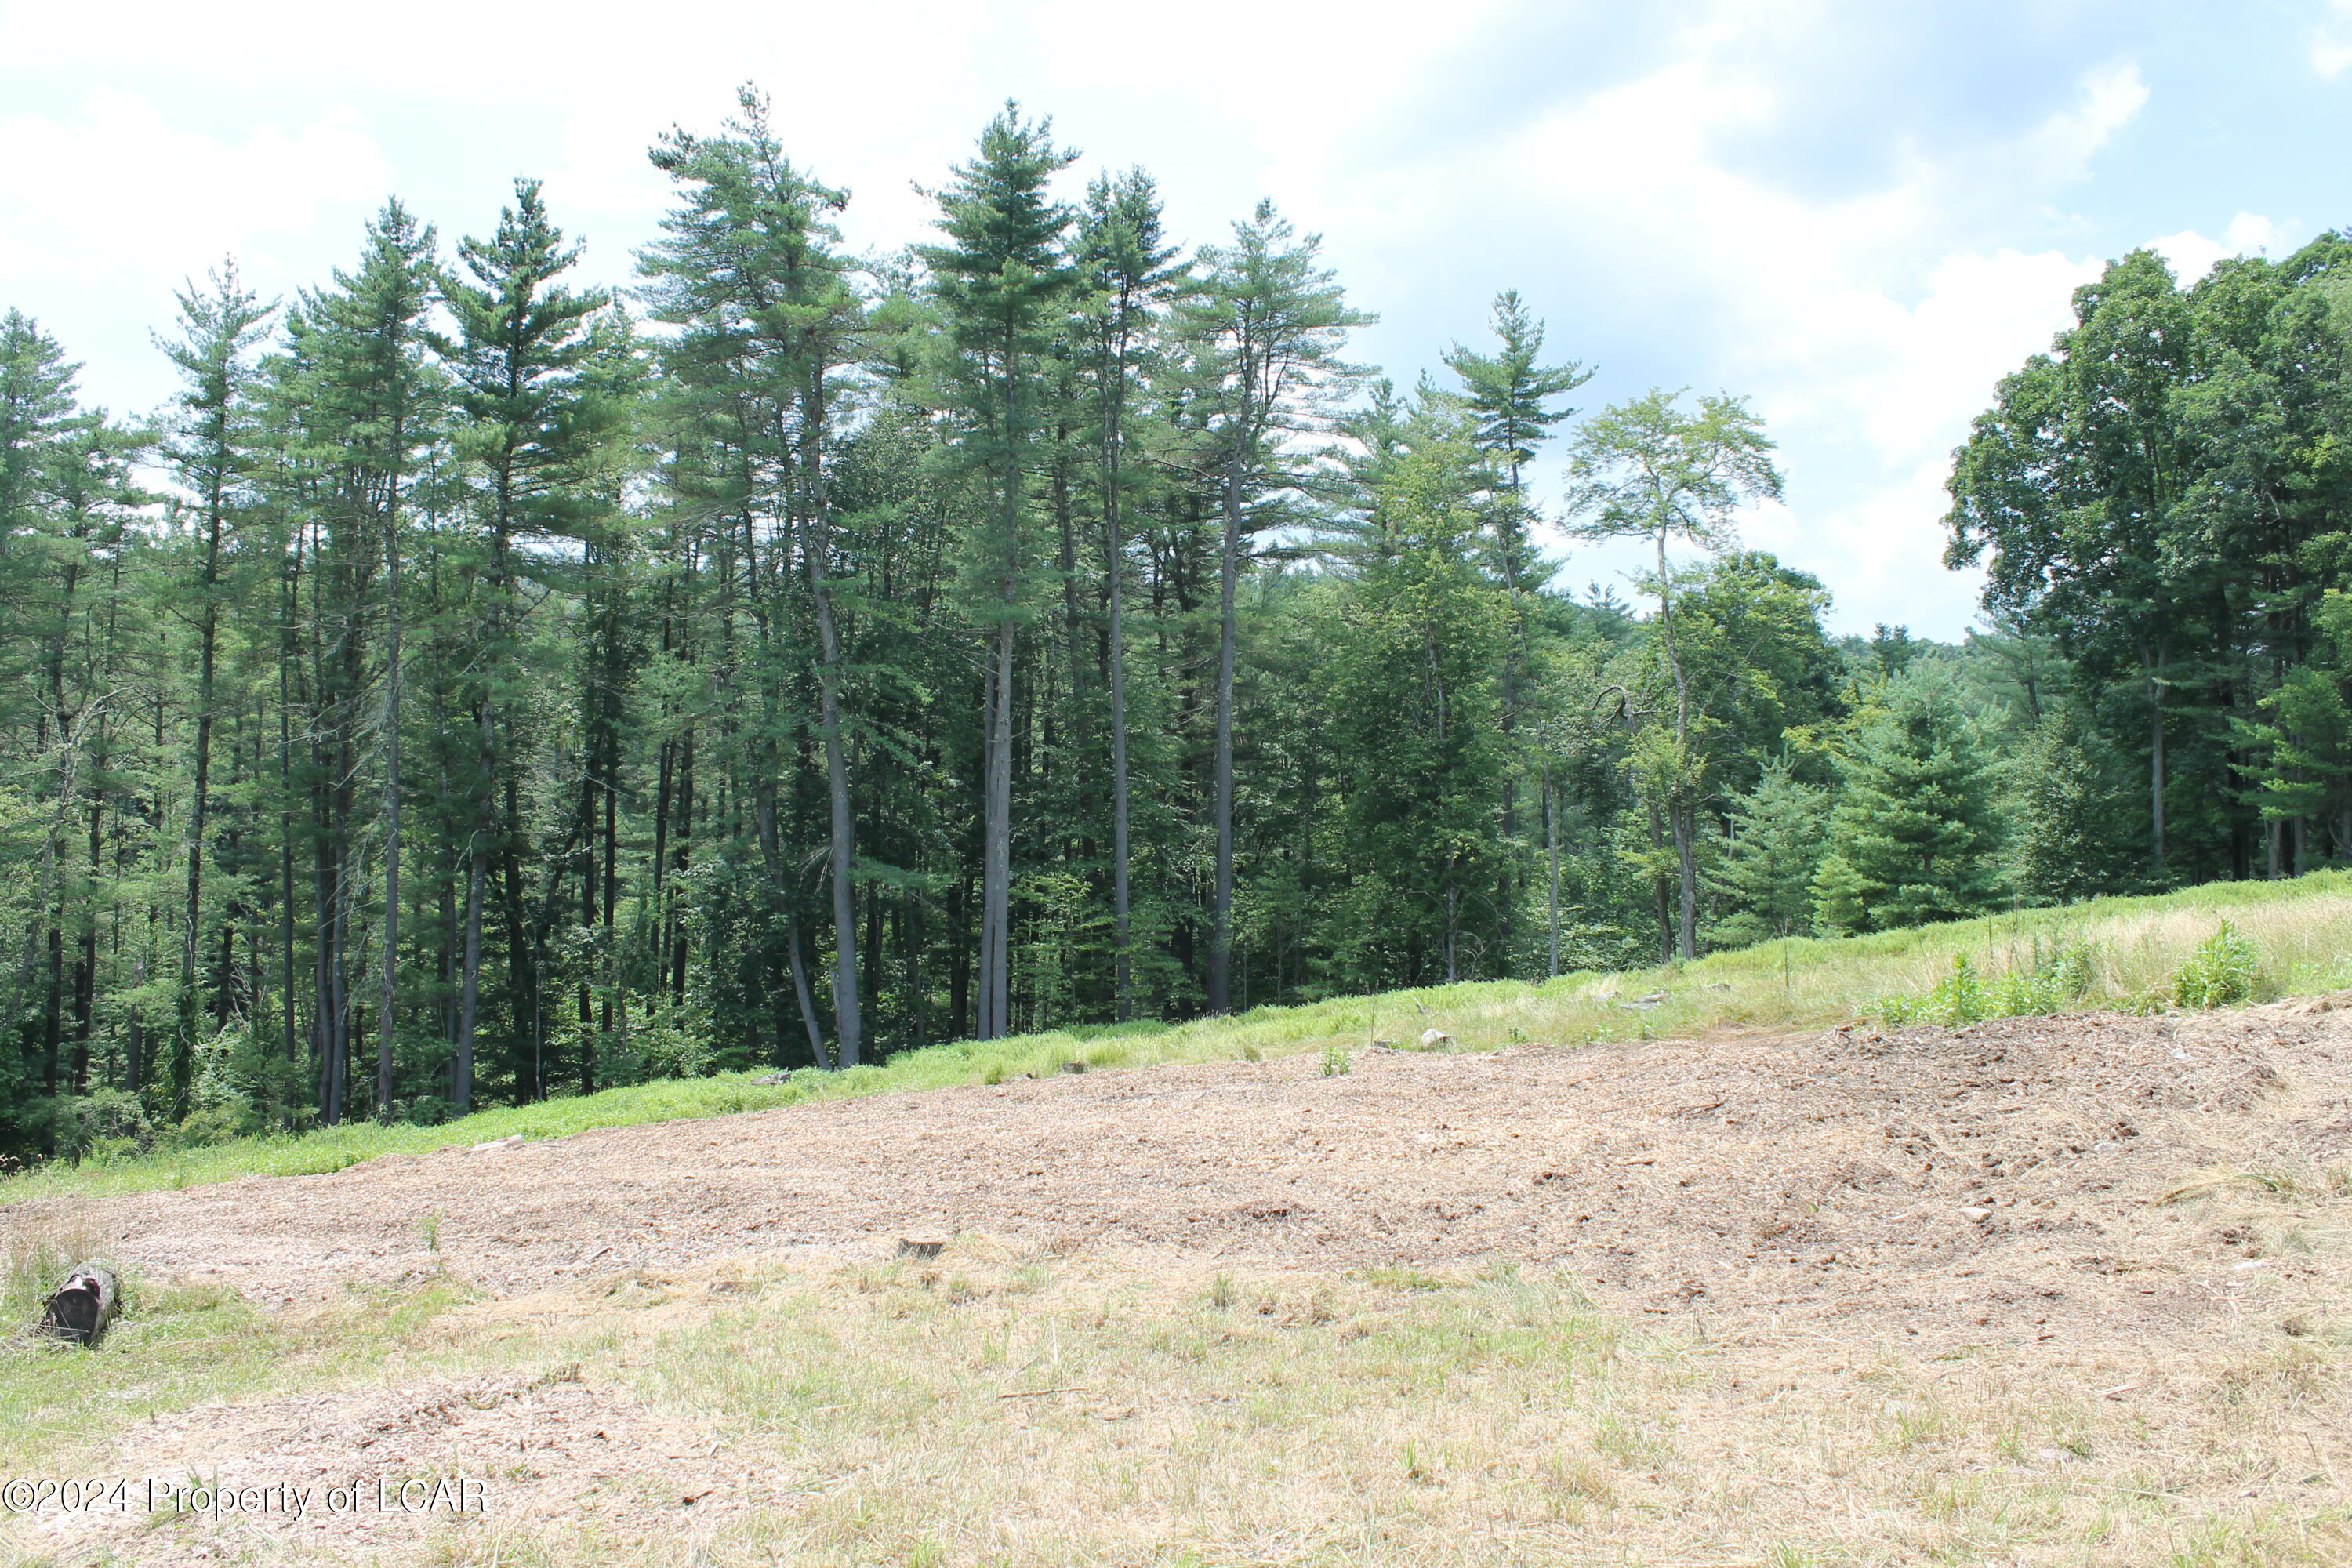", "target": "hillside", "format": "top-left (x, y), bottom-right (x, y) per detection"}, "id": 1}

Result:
top-left (9, 869), bottom-right (2351, 1204)
top-left (4, 882), bottom-right (2351, 1564)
